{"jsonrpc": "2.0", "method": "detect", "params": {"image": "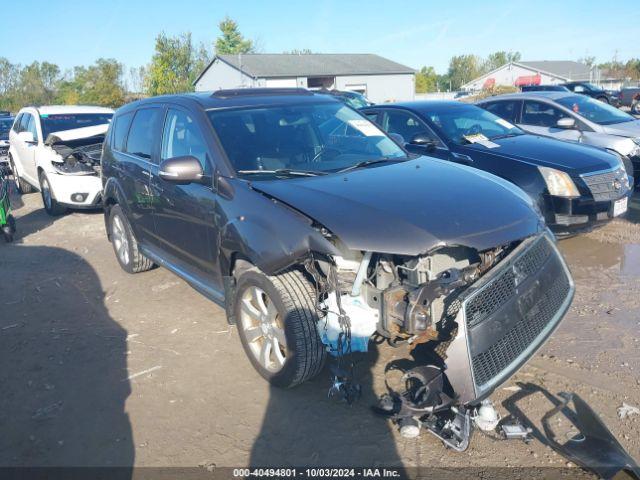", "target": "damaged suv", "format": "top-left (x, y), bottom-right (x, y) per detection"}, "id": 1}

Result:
top-left (9, 106), bottom-right (113, 215)
top-left (102, 89), bottom-right (574, 419)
